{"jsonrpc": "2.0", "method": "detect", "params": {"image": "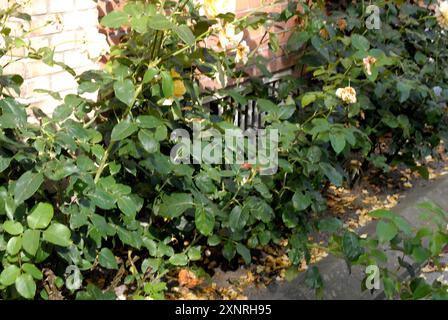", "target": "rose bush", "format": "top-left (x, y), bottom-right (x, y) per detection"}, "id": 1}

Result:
top-left (1, 0), bottom-right (448, 300)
